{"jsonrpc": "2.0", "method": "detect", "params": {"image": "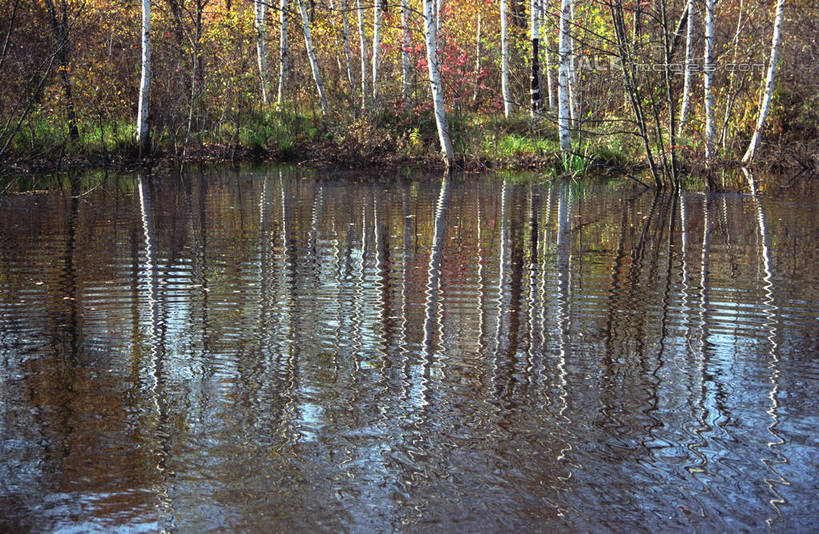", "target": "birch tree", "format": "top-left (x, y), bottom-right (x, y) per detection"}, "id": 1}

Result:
top-left (472, 12), bottom-right (482, 103)
top-left (541, 0), bottom-right (554, 111)
top-left (703, 0), bottom-right (715, 163)
top-left (501, 0), bottom-right (511, 117)
top-left (677, 0), bottom-right (695, 135)
top-left (567, 0), bottom-right (576, 124)
top-left (137, 0), bottom-right (150, 156)
top-left (356, 0), bottom-right (370, 110)
top-left (372, 0), bottom-right (383, 104)
top-left (530, 0), bottom-right (541, 116)
top-left (277, 0), bottom-right (289, 108)
top-left (422, 0), bottom-right (454, 168)
top-left (557, 0), bottom-right (572, 153)
top-left (743, 0), bottom-right (785, 163)
top-left (340, 0), bottom-right (355, 92)
top-left (297, 0), bottom-right (328, 113)
top-left (254, 0), bottom-right (270, 104)
top-left (401, 0), bottom-right (412, 105)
